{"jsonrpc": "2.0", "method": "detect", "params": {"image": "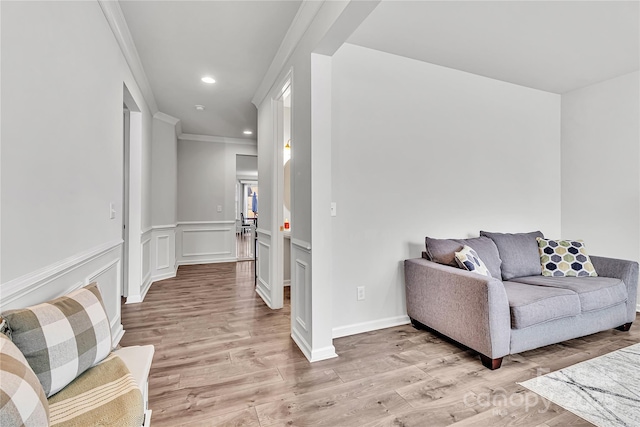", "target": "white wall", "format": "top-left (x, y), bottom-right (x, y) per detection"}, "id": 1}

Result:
top-left (1, 0), bottom-right (154, 341)
top-left (561, 71), bottom-right (640, 263)
top-left (255, 1), bottom-right (363, 362)
top-left (178, 139), bottom-right (257, 221)
top-left (149, 114), bottom-right (179, 283)
top-left (330, 43), bottom-right (562, 336)
top-left (151, 116), bottom-right (178, 227)
top-left (177, 138), bottom-right (257, 265)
